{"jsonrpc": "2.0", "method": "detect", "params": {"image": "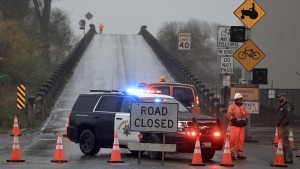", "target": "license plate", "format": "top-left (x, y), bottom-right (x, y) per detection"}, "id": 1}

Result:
top-left (202, 142), bottom-right (211, 147)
